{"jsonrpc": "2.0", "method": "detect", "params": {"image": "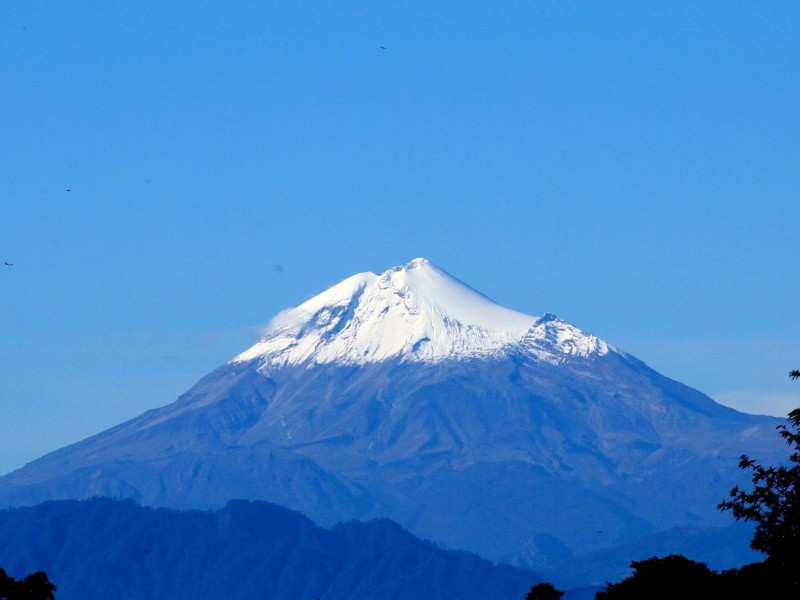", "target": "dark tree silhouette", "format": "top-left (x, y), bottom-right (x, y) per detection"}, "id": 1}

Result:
top-left (718, 372), bottom-right (800, 588)
top-left (525, 581), bottom-right (564, 600)
top-left (0, 569), bottom-right (13, 599)
top-left (0, 568), bottom-right (56, 600)
top-left (595, 555), bottom-right (718, 599)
